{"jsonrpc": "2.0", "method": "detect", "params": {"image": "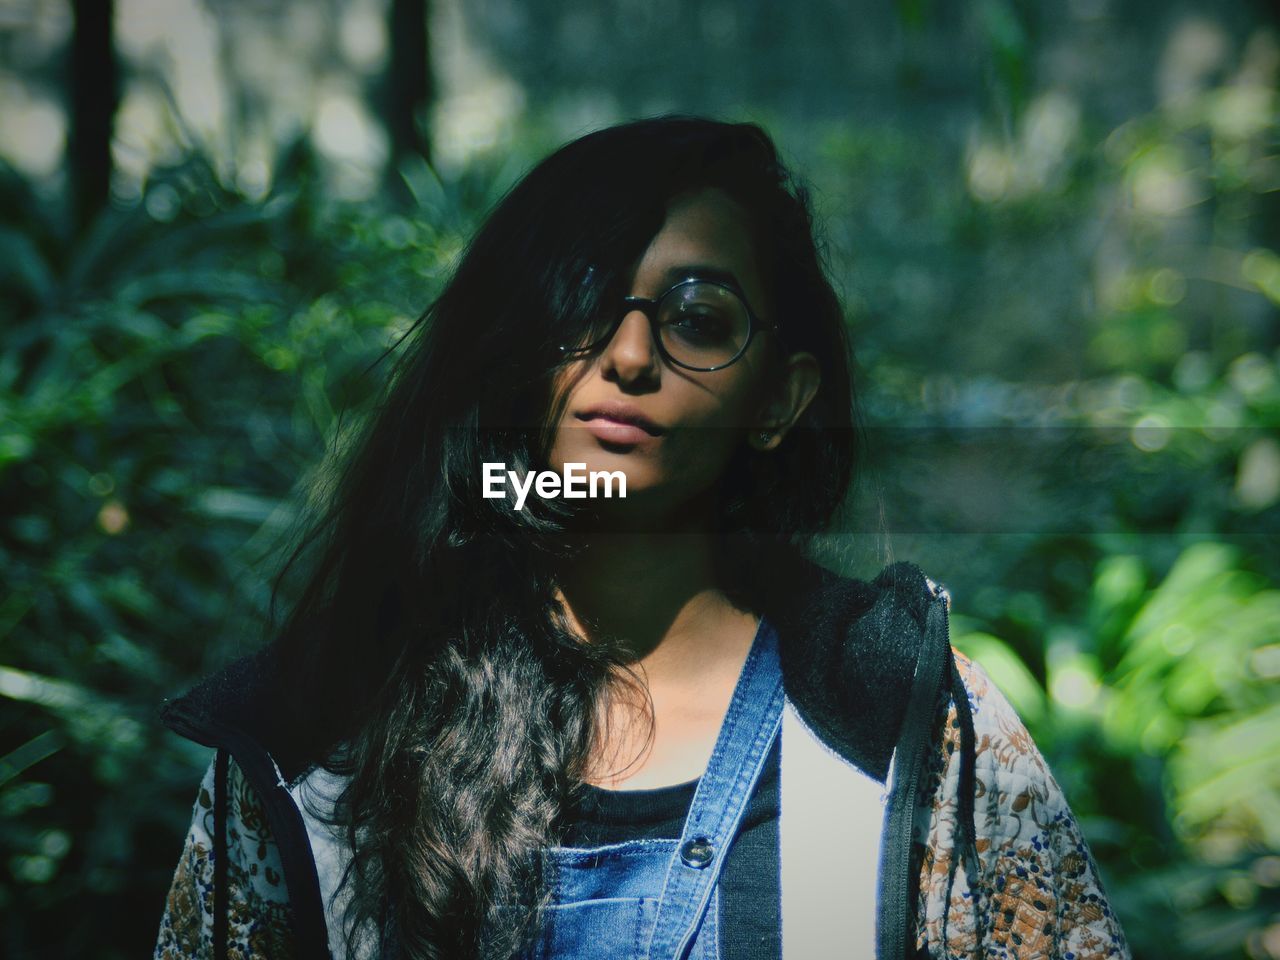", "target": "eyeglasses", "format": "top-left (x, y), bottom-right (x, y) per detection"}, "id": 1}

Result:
top-left (557, 277), bottom-right (779, 372)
